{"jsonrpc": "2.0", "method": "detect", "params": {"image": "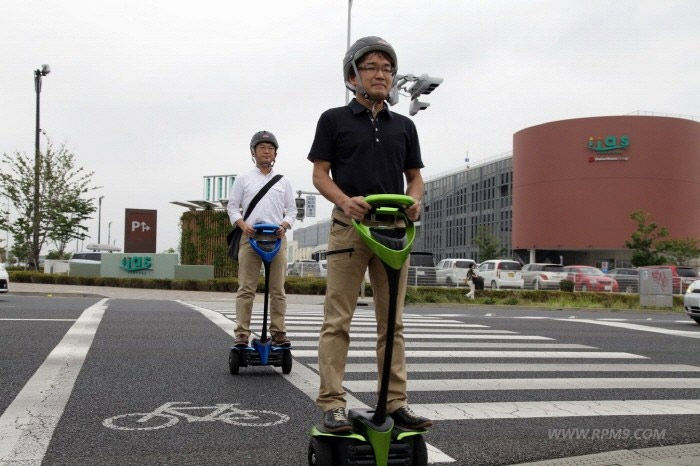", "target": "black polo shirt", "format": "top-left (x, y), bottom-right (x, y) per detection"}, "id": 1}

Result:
top-left (308, 99), bottom-right (424, 198)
